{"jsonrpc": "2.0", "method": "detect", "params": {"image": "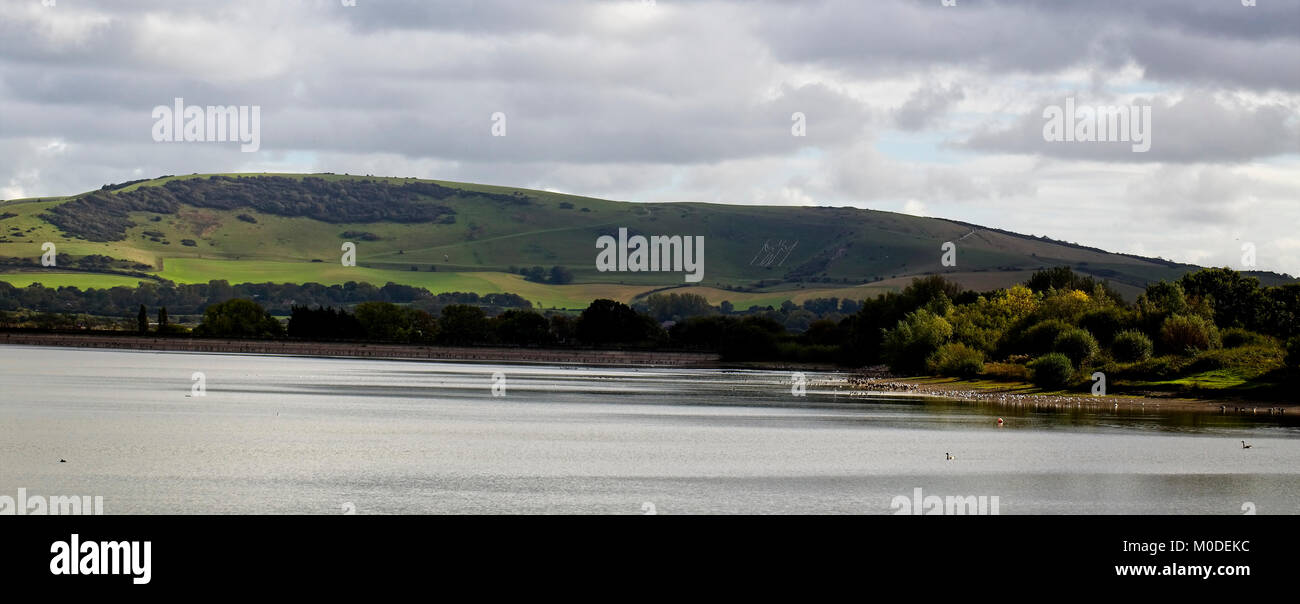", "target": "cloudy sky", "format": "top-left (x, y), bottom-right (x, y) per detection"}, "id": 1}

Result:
top-left (2, 0), bottom-right (1298, 274)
